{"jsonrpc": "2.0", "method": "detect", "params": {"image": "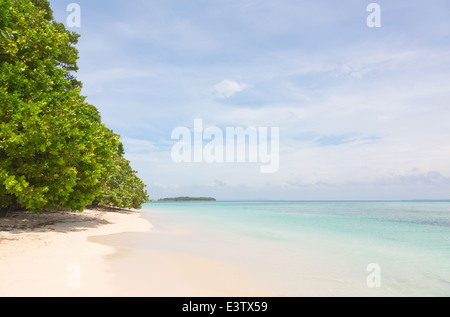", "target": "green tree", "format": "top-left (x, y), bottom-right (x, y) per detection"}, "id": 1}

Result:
top-left (30, 0), bottom-right (82, 89)
top-left (0, 0), bottom-right (148, 214)
top-left (94, 154), bottom-right (149, 209)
